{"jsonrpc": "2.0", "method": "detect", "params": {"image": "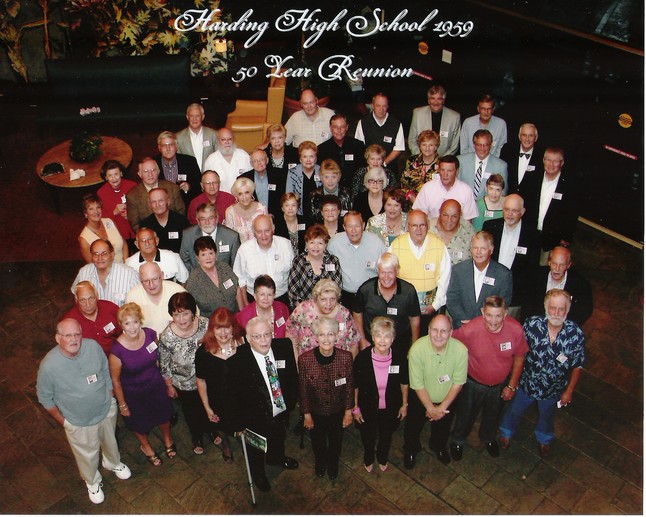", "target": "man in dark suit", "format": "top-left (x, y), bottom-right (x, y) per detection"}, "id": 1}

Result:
top-left (518, 147), bottom-right (578, 259)
top-left (155, 131), bottom-right (202, 204)
top-left (522, 246), bottom-right (593, 325)
top-left (227, 317), bottom-right (299, 492)
top-left (446, 231), bottom-right (513, 329)
top-left (501, 123), bottom-right (543, 193)
top-left (483, 194), bottom-right (540, 318)
top-left (179, 202), bottom-right (240, 271)
top-left (317, 114), bottom-right (367, 190)
top-left (457, 129), bottom-right (509, 198)
top-left (240, 149), bottom-right (287, 215)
